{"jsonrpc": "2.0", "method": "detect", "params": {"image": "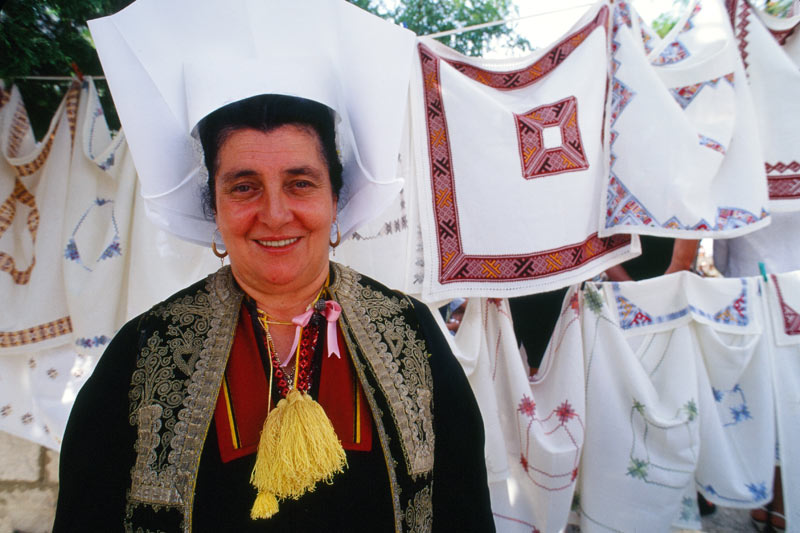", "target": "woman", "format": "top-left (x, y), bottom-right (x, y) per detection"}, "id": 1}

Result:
top-left (53, 94), bottom-right (494, 532)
